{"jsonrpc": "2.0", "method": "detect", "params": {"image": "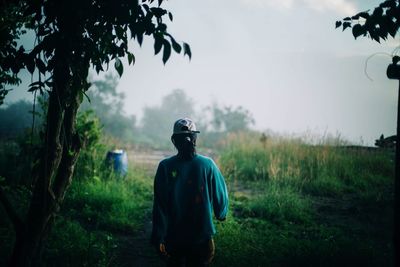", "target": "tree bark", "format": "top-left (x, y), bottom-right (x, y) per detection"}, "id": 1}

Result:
top-left (9, 90), bottom-right (64, 266)
top-left (8, 92), bottom-right (83, 266)
top-left (8, 38), bottom-right (84, 265)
